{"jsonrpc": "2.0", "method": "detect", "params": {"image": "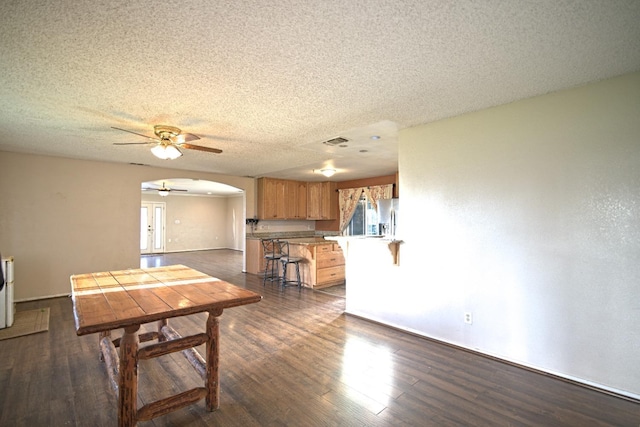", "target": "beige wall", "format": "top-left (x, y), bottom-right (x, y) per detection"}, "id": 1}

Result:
top-left (390, 72), bottom-right (639, 398)
top-left (142, 192), bottom-right (244, 251)
top-left (0, 153), bottom-right (253, 300)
